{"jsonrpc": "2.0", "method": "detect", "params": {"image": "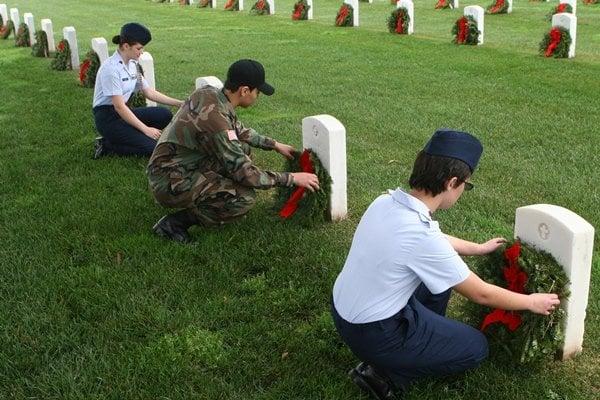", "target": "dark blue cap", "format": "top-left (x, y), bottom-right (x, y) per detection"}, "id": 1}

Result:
top-left (120, 23), bottom-right (151, 45)
top-left (423, 129), bottom-right (483, 172)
